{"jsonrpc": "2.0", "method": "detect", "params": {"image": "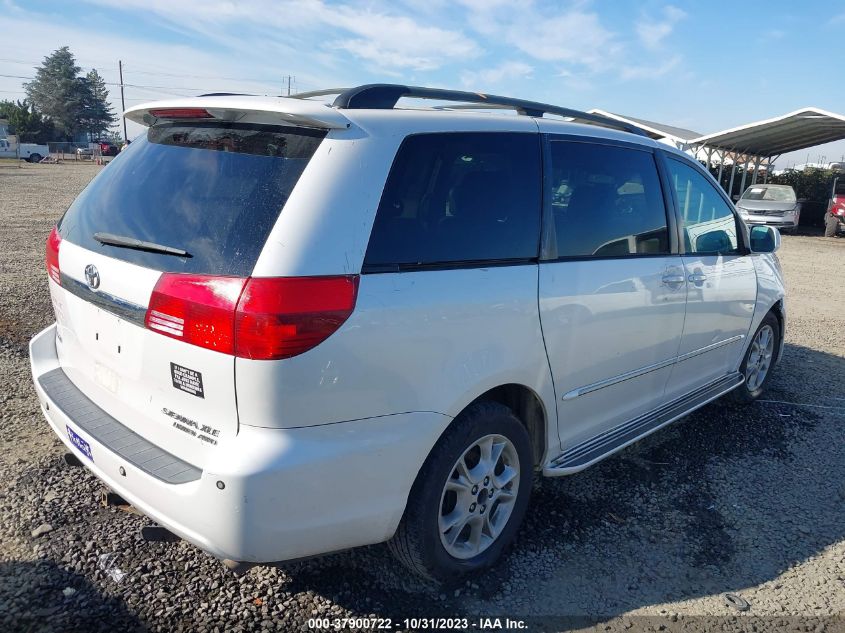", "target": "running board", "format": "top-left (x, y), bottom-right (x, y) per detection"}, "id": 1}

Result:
top-left (544, 372), bottom-right (744, 476)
